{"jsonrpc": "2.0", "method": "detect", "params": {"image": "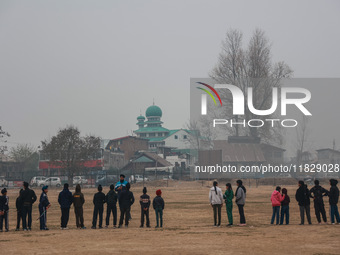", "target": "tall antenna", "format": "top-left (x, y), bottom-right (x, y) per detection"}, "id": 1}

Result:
top-left (153, 98), bottom-right (155, 105)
